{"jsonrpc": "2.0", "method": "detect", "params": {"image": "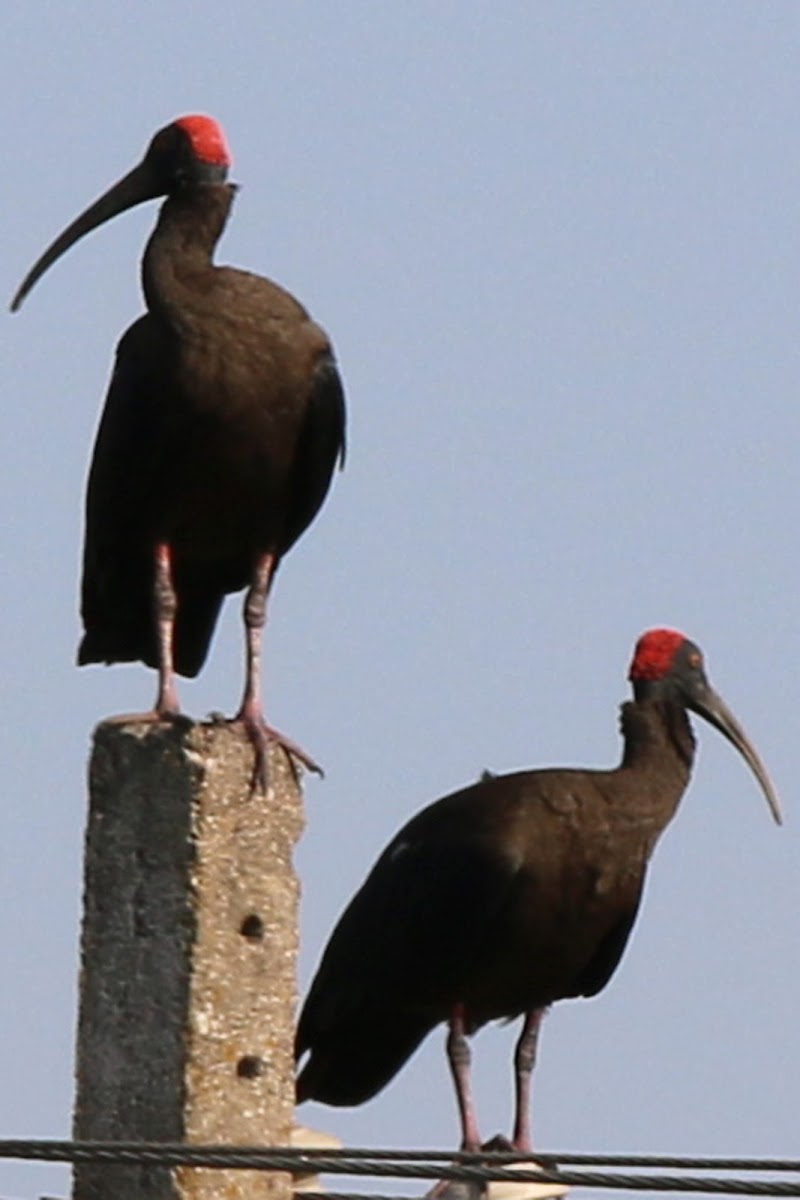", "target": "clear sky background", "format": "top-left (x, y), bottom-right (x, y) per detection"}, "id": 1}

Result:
top-left (1, 4), bottom-right (798, 1198)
